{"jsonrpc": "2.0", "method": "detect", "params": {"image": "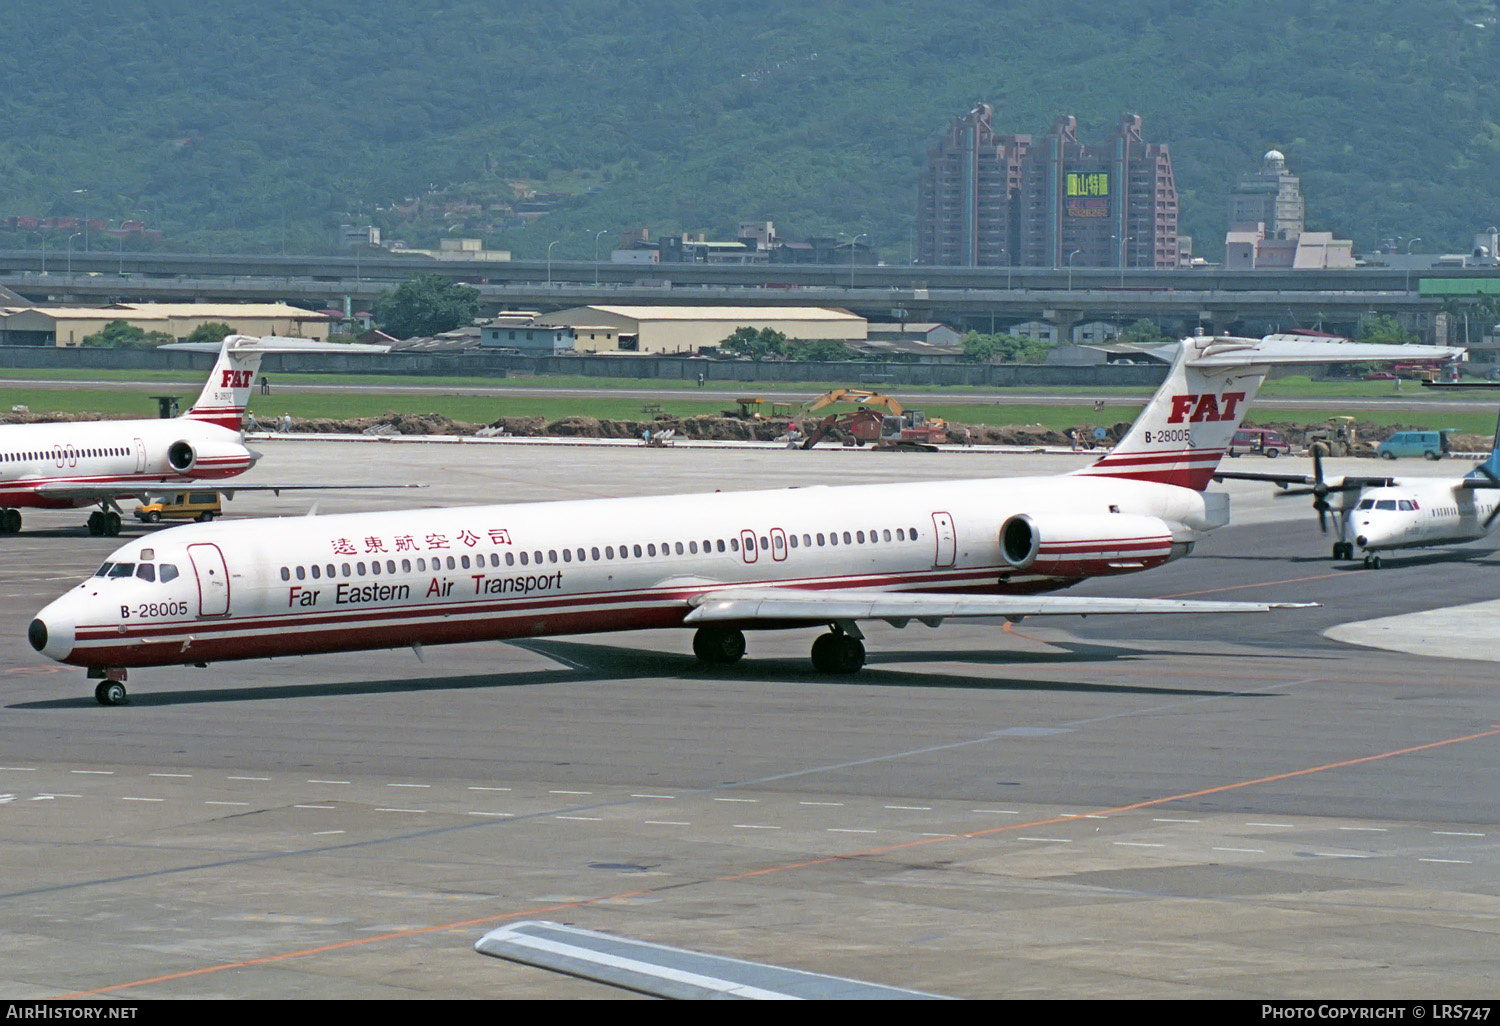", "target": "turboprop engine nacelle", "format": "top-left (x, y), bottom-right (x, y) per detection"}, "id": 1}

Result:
top-left (999, 512), bottom-right (1188, 578)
